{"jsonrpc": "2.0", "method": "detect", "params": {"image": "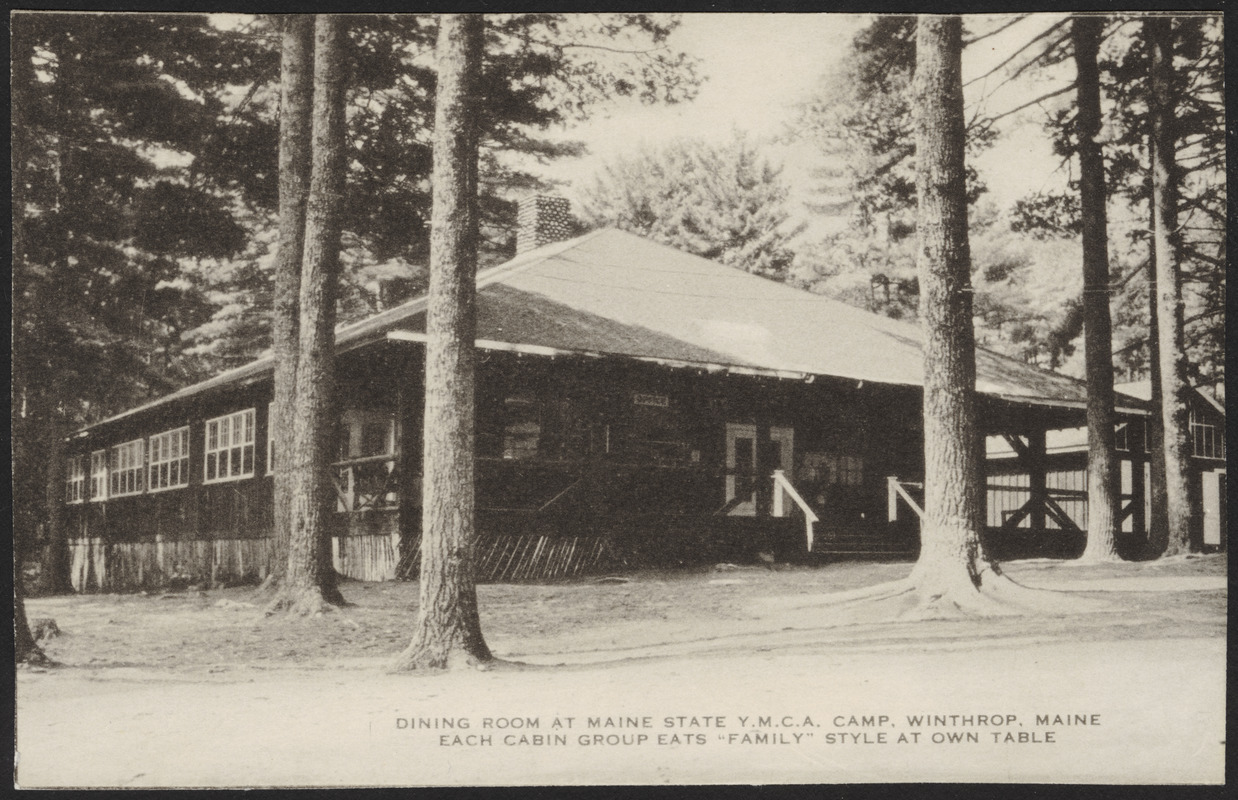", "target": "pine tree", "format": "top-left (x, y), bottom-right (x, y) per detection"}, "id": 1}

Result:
top-left (268, 15), bottom-right (349, 613)
top-left (264, 14), bottom-right (315, 591)
top-left (1073, 15), bottom-right (1120, 562)
top-left (577, 134), bottom-right (803, 280)
top-left (906, 15), bottom-right (1002, 611)
top-left (392, 13), bottom-right (493, 670)
top-left (1147, 16), bottom-right (1195, 556)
